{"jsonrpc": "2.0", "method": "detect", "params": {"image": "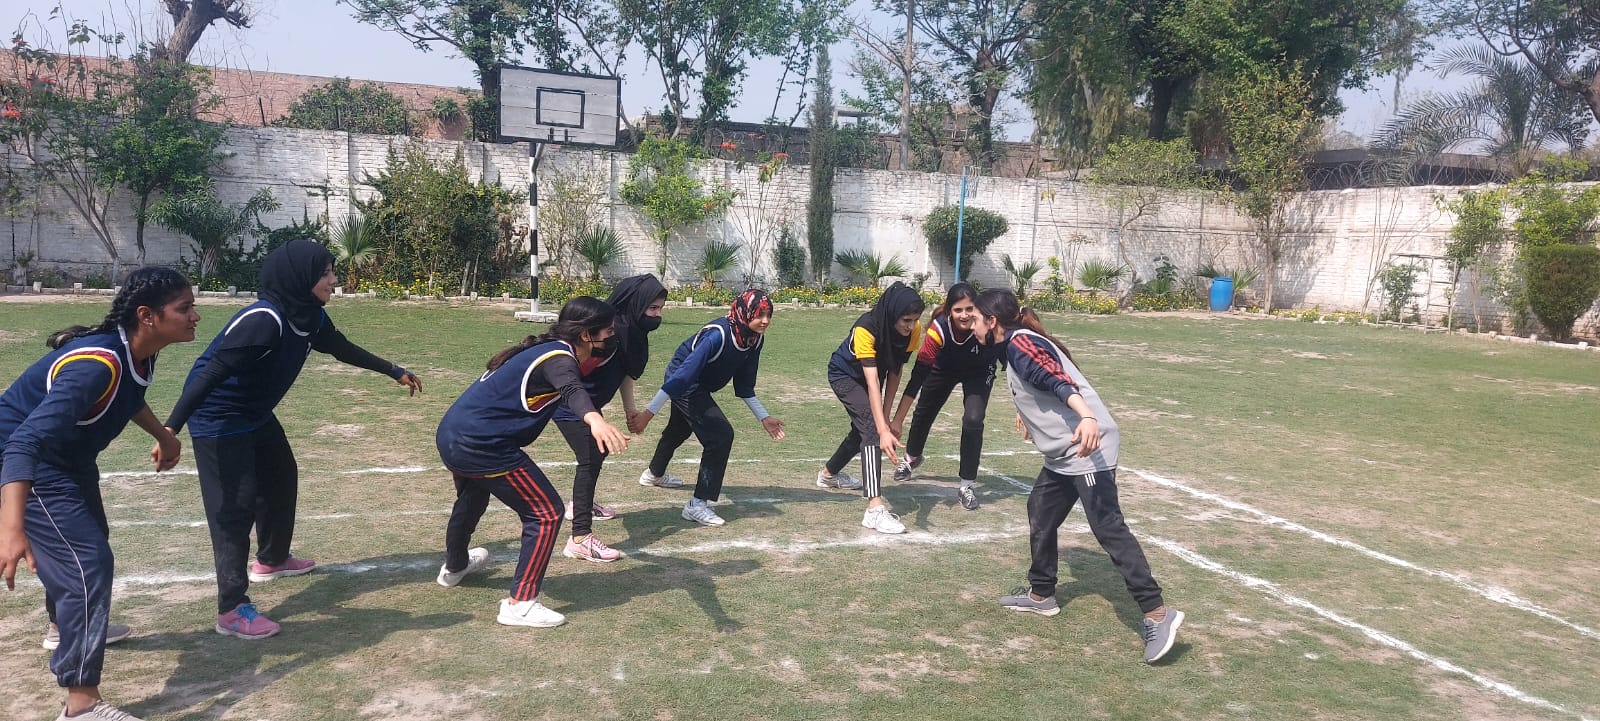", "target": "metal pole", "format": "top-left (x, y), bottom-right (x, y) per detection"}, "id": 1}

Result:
top-left (529, 142), bottom-right (545, 314)
top-left (954, 165), bottom-right (969, 283)
top-left (900, 0), bottom-right (914, 171)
